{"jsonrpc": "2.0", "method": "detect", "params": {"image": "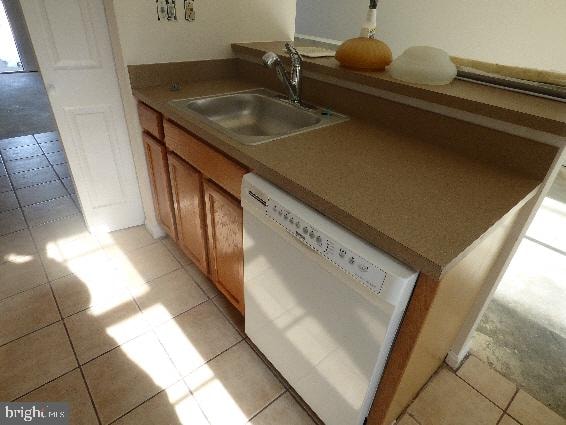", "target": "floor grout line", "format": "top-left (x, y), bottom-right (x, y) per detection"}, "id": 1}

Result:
top-left (244, 337), bottom-right (321, 423)
top-left (47, 282), bottom-right (103, 425)
top-left (11, 367), bottom-right (82, 402)
top-left (105, 376), bottom-right (201, 425)
top-left (247, 390), bottom-right (287, 422)
top-left (102, 329), bottom-right (244, 425)
top-left (0, 140), bottom-right (104, 422)
top-left (452, 367), bottom-right (507, 412)
top-left (0, 315), bottom-right (63, 349)
top-left (57, 286), bottom-right (213, 370)
top-left (129, 293), bottom-right (214, 424)
top-left (407, 412), bottom-right (424, 425)
top-left (503, 387), bottom-right (520, 413)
